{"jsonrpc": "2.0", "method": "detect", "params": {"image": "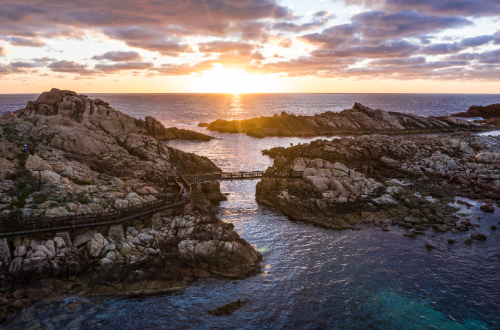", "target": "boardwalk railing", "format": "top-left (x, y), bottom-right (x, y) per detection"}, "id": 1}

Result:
top-left (167, 170), bottom-right (303, 186)
top-left (0, 195), bottom-right (189, 238)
